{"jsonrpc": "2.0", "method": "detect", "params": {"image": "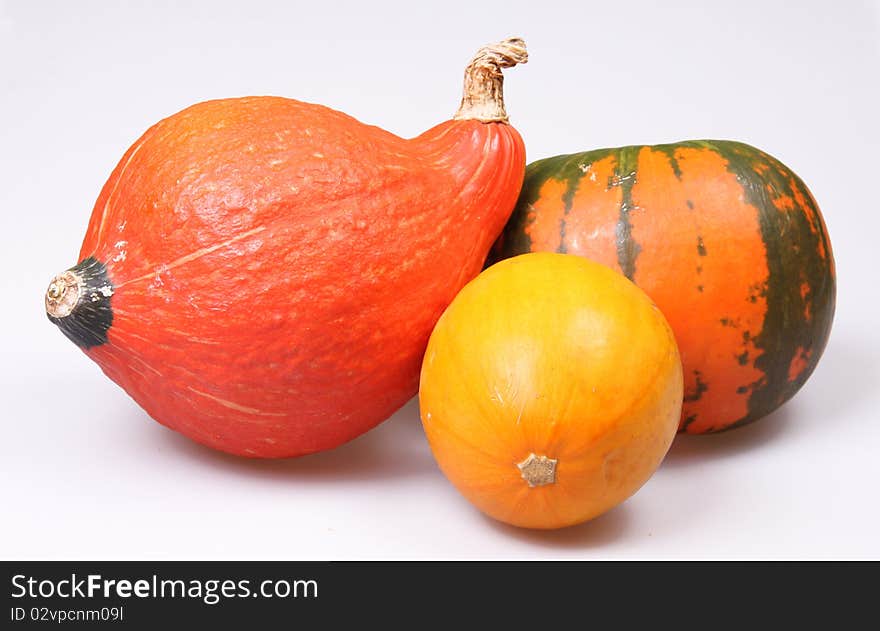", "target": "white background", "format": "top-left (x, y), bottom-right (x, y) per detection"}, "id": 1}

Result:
top-left (1, 0), bottom-right (878, 559)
